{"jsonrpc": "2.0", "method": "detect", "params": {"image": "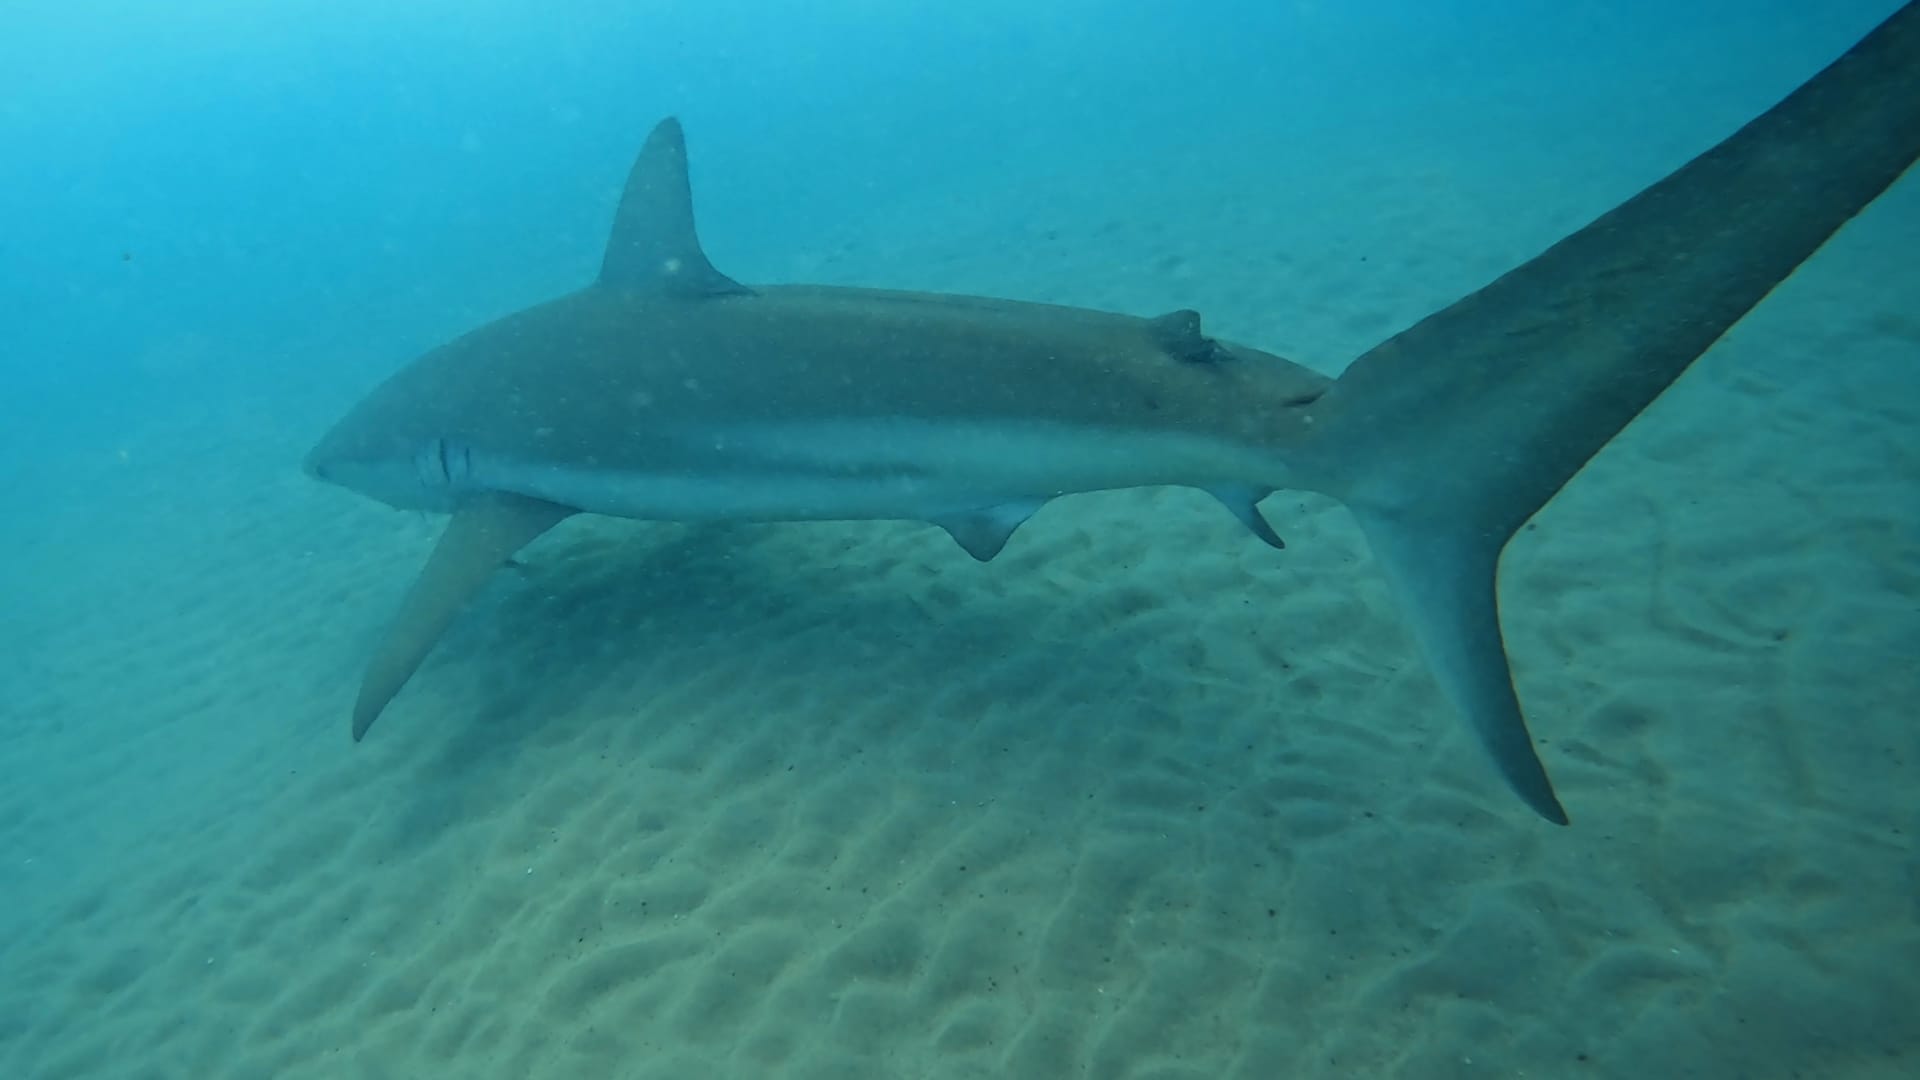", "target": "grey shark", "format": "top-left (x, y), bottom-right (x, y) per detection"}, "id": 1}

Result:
top-left (308, 4), bottom-right (1920, 824)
